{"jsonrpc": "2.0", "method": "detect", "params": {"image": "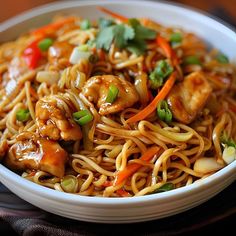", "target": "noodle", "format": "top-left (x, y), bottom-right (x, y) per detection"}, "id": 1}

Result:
top-left (0, 13), bottom-right (235, 198)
